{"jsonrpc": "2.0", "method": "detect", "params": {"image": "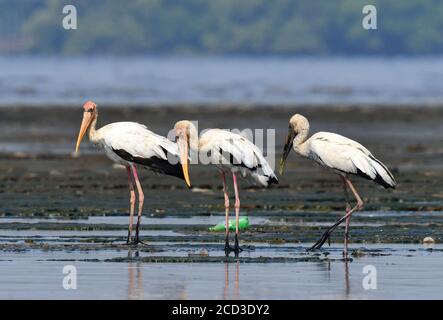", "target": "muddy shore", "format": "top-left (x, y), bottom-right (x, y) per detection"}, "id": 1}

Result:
top-left (0, 105), bottom-right (442, 248)
top-left (1, 105), bottom-right (443, 299)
